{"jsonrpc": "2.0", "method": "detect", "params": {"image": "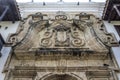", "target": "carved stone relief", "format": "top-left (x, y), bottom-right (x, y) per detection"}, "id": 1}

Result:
top-left (5, 12), bottom-right (119, 80)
